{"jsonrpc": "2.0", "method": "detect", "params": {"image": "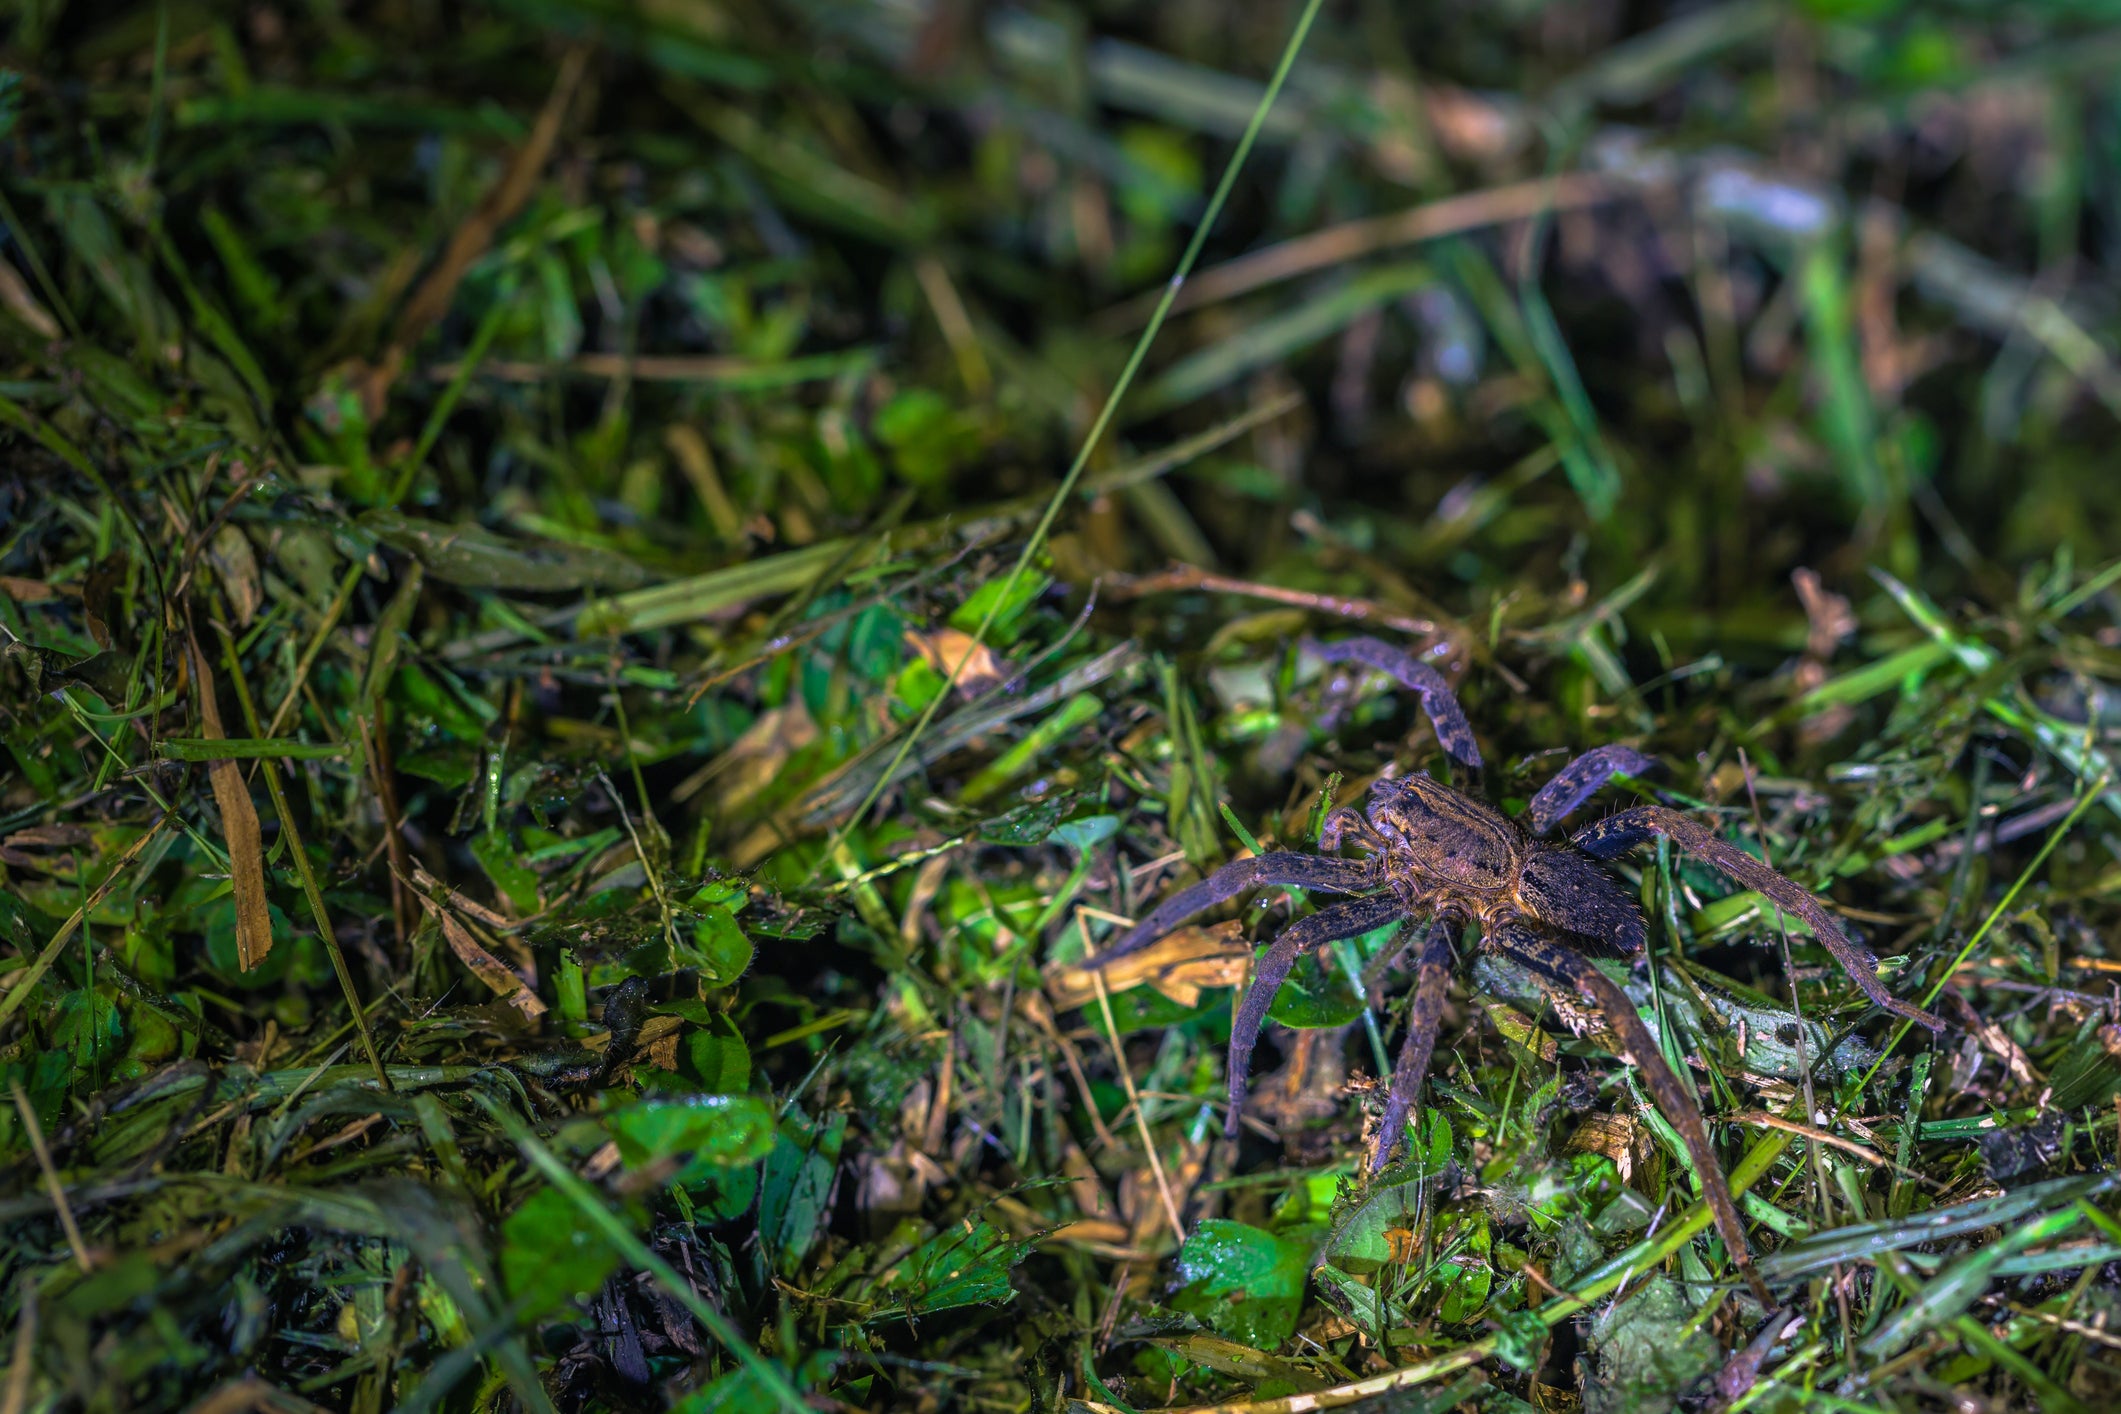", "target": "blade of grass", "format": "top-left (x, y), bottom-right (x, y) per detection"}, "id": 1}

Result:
top-left (0, 813), bottom-right (172, 1029)
top-left (811, 0), bottom-right (1330, 876)
top-left (1842, 768), bottom-right (2106, 1105)
top-left (212, 617), bottom-right (390, 1089)
top-left (475, 1092), bottom-right (808, 1414)
top-left (1069, 1129), bottom-right (1798, 1414)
